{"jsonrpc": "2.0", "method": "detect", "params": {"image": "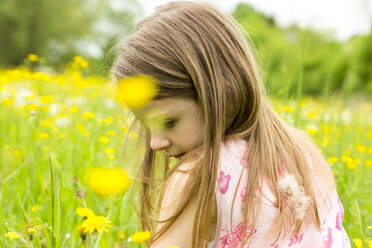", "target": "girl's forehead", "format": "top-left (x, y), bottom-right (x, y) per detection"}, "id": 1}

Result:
top-left (131, 97), bottom-right (197, 120)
